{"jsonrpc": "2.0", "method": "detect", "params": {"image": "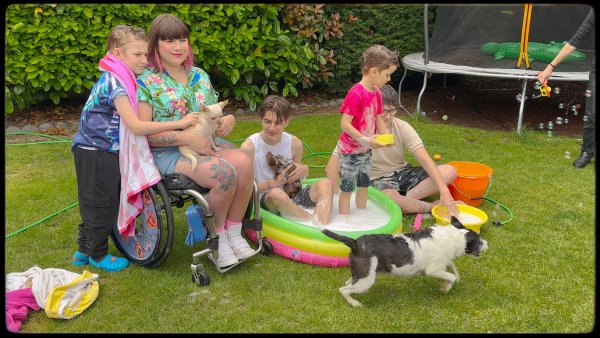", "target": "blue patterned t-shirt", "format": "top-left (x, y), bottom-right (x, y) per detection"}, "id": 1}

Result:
top-left (72, 72), bottom-right (126, 152)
